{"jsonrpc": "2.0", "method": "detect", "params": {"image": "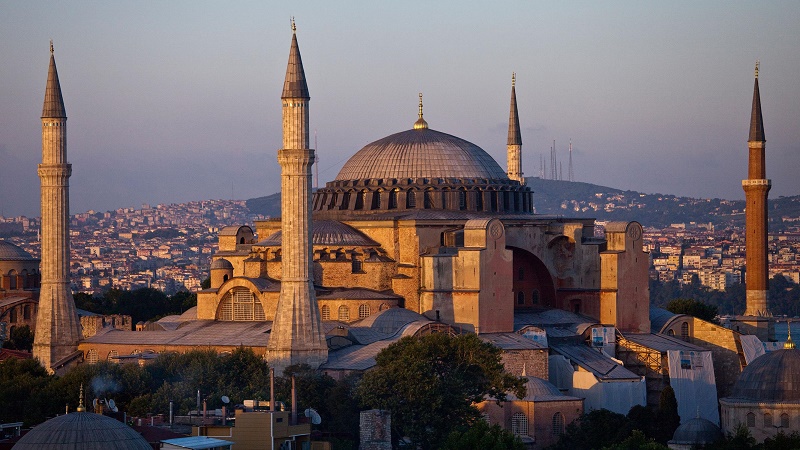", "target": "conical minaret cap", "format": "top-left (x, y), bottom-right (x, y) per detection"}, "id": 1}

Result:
top-left (507, 73), bottom-right (522, 146)
top-left (281, 22), bottom-right (310, 100)
top-left (749, 62), bottom-right (765, 142)
top-left (42, 42), bottom-right (67, 118)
